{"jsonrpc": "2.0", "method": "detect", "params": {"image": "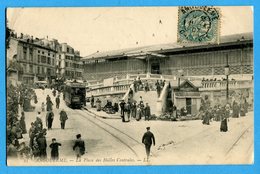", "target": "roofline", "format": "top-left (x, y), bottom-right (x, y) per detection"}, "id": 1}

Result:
top-left (15, 38), bottom-right (57, 52)
top-left (82, 32), bottom-right (253, 61)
